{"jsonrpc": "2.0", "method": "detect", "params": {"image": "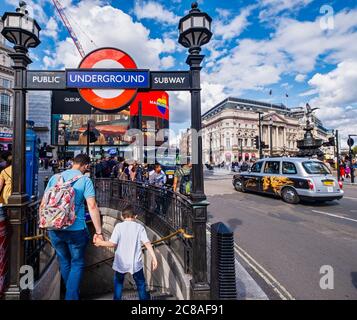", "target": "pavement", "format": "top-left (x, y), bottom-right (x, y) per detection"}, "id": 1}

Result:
top-left (205, 169), bottom-right (357, 299)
